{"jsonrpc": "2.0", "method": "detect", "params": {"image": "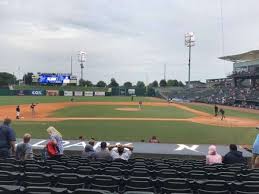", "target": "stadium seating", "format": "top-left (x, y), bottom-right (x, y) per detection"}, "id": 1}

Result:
top-left (0, 156), bottom-right (256, 193)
